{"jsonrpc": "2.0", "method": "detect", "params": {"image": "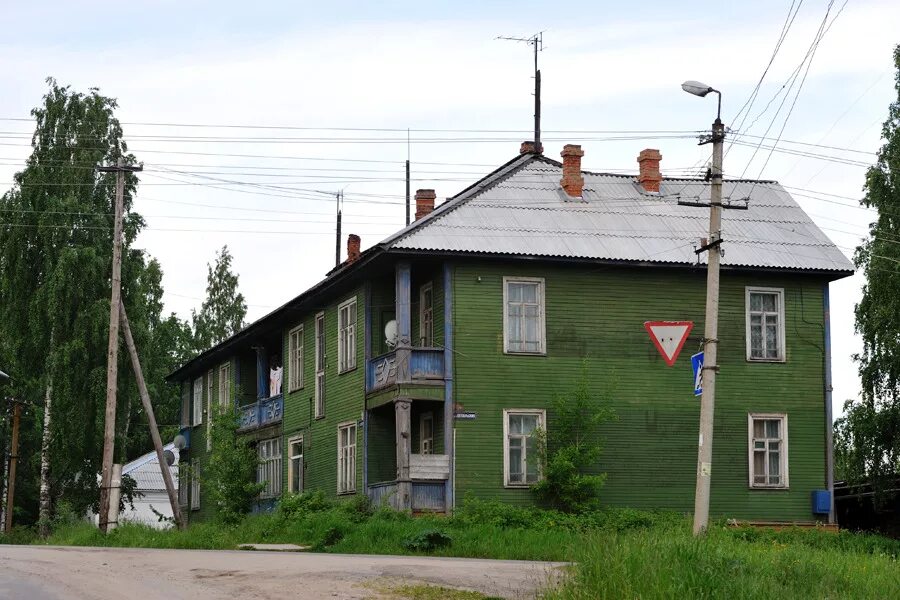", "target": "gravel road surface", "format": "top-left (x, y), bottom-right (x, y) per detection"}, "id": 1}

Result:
top-left (0, 545), bottom-right (563, 599)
